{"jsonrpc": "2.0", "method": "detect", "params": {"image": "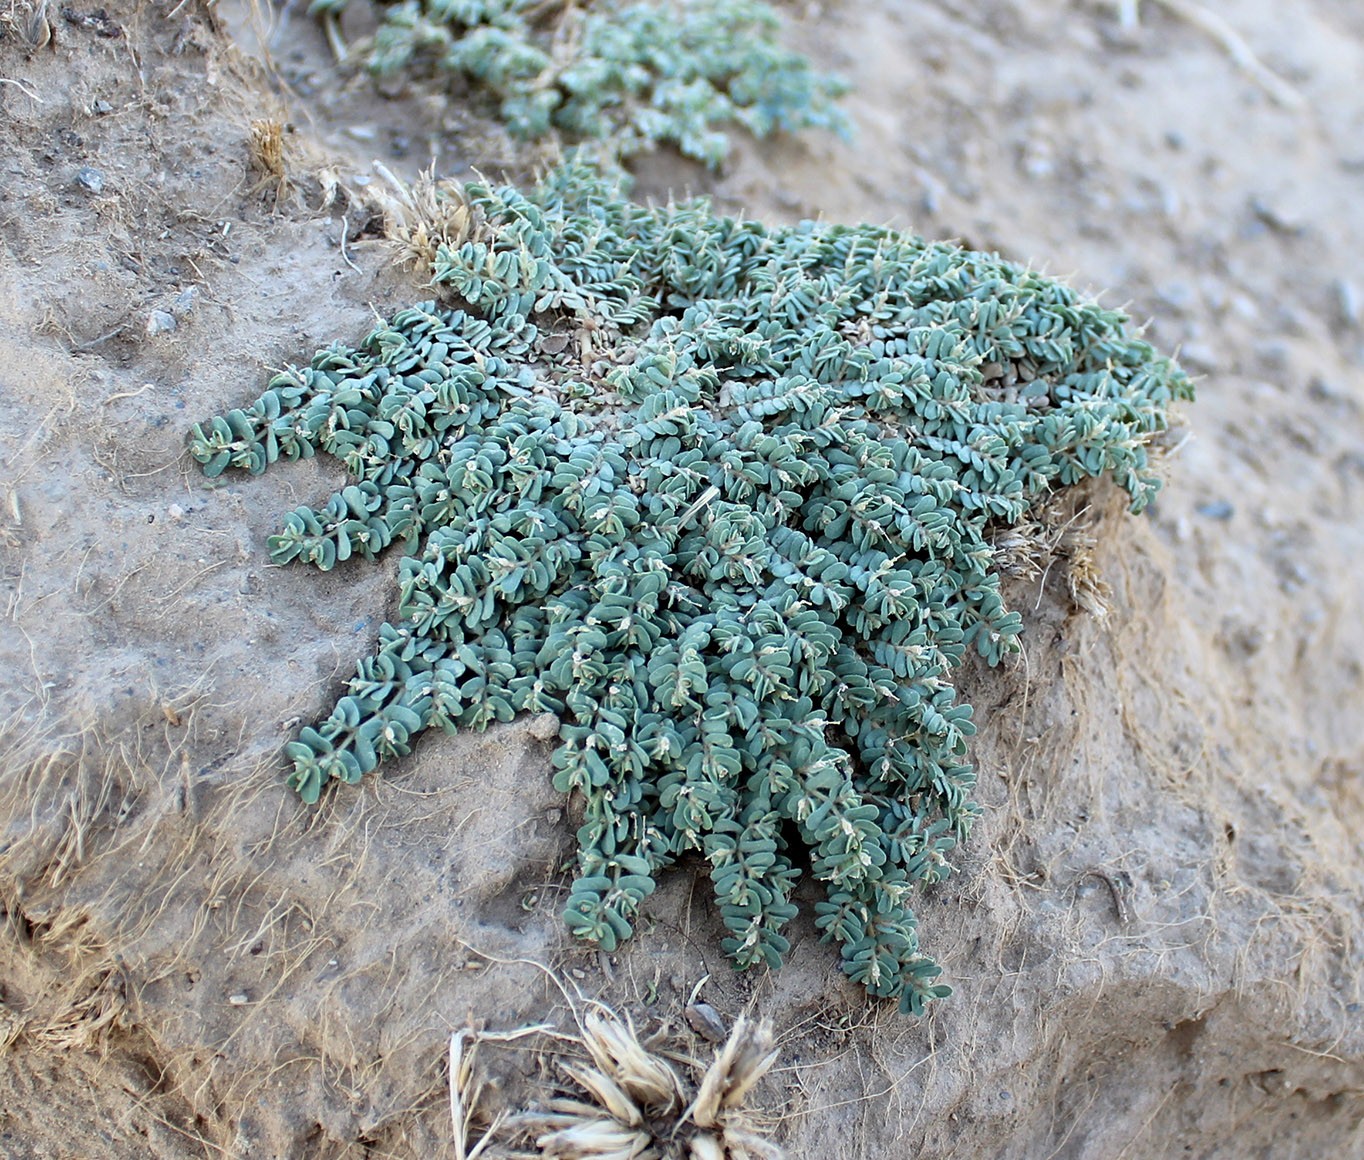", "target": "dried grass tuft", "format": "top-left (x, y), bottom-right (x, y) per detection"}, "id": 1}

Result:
top-left (367, 162), bottom-right (486, 271)
top-left (503, 1005), bottom-right (784, 1160)
top-left (248, 117), bottom-right (289, 204)
top-left (991, 485), bottom-right (1116, 620)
